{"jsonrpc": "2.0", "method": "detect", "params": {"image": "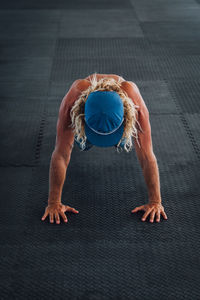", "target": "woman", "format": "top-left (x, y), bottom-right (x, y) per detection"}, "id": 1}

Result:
top-left (41, 73), bottom-right (168, 224)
